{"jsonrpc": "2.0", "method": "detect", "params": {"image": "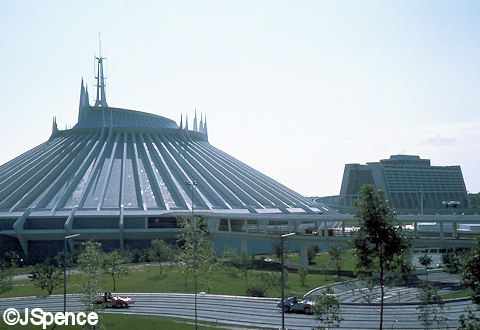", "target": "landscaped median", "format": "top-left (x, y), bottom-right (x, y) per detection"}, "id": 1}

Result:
top-left (3, 257), bottom-right (353, 299)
